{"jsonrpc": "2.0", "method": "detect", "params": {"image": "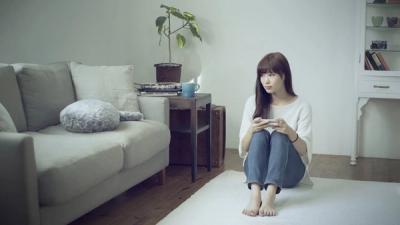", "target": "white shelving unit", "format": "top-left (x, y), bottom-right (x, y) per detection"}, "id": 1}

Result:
top-left (352, 0), bottom-right (400, 165)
